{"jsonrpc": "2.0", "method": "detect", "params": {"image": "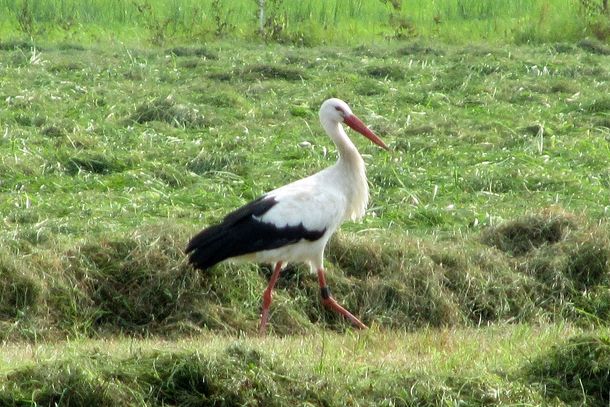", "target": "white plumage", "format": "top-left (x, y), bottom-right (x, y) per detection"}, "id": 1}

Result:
top-left (186, 98), bottom-right (388, 333)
